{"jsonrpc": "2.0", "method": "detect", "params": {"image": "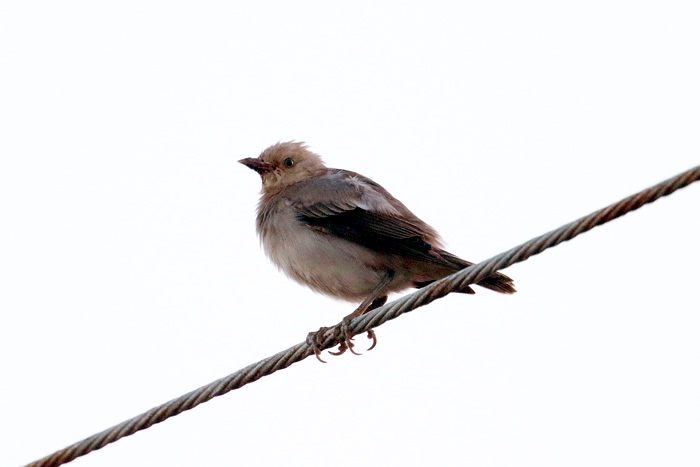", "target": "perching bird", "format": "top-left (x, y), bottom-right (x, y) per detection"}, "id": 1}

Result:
top-left (240, 142), bottom-right (515, 361)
